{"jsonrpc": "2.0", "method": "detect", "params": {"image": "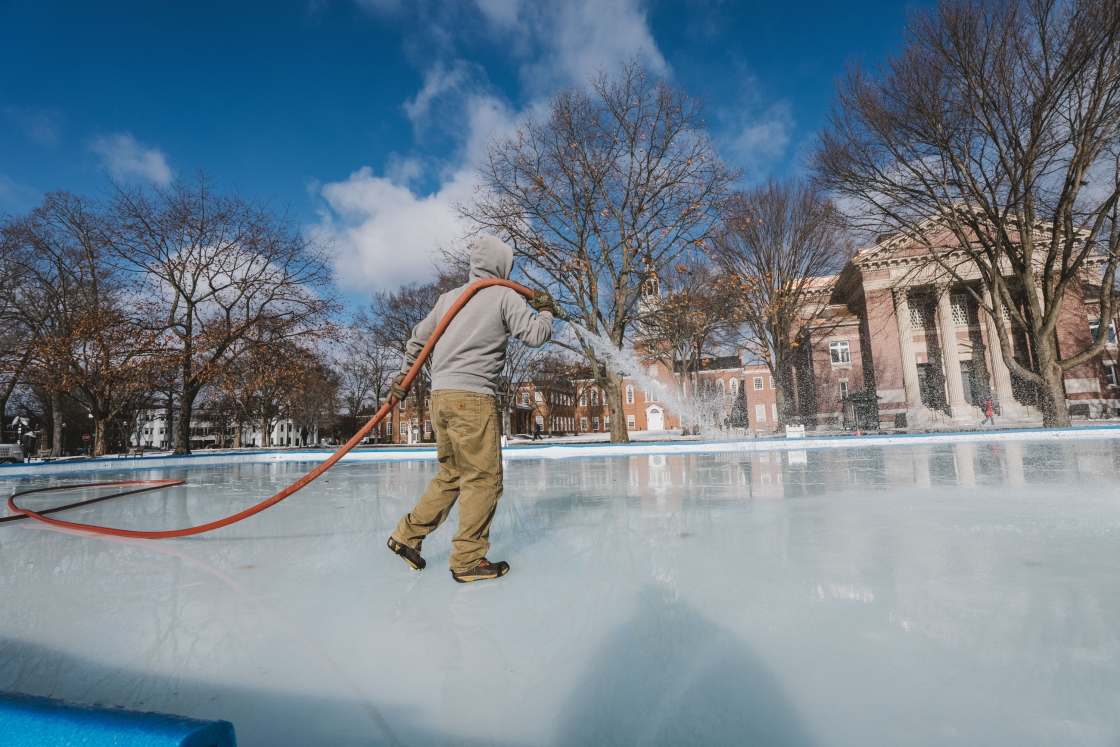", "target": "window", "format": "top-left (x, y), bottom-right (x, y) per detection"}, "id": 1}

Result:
top-left (626, 386), bottom-right (634, 404)
top-left (1090, 320), bottom-right (1118, 344)
top-left (648, 364), bottom-right (658, 378)
top-left (909, 305), bottom-right (923, 327)
top-left (830, 341), bottom-right (851, 365)
top-left (729, 378), bottom-right (739, 395)
top-left (534, 391), bottom-right (542, 404)
top-left (399, 423), bottom-right (407, 435)
top-left (755, 404), bottom-right (766, 422)
top-left (399, 398), bottom-right (406, 411)
top-left (1106, 364), bottom-right (1118, 388)
top-left (580, 417), bottom-right (588, 431)
top-left (772, 404), bottom-right (778, 421)
top-left (604, 417), bottom-right (610, 430)
top-left (535, 416), bottom-right (544, 426)
top-left (951, 293), bottom-right (969, 325)
top-left (839, 380), bottom-right (849, 399)
top-left (717, 379), bottom-right (726, 395)
top-left (522, 392), bottom-right (530, 406)
top-left (579, 391), bottom-right (586, 406)
top-left (591, 389), bottom-right (599, 406)
top-left (592, 416), bottom-right (600, 430)
top-left (627, 414), bottom-right (636, 429)
top-left (754, 377), bottom-right (764, 390)
top-left (424, 420), bottom-right (432, 436)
